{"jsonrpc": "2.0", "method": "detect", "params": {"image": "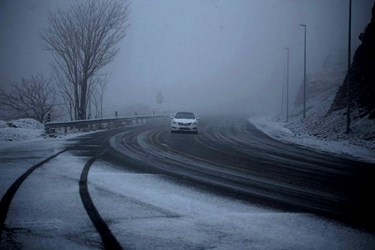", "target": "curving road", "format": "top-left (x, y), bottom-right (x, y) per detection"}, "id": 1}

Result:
top-left (109, 116), bottom-right (375, 230)
top-left (1, 116), bottom-right (374, 249)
